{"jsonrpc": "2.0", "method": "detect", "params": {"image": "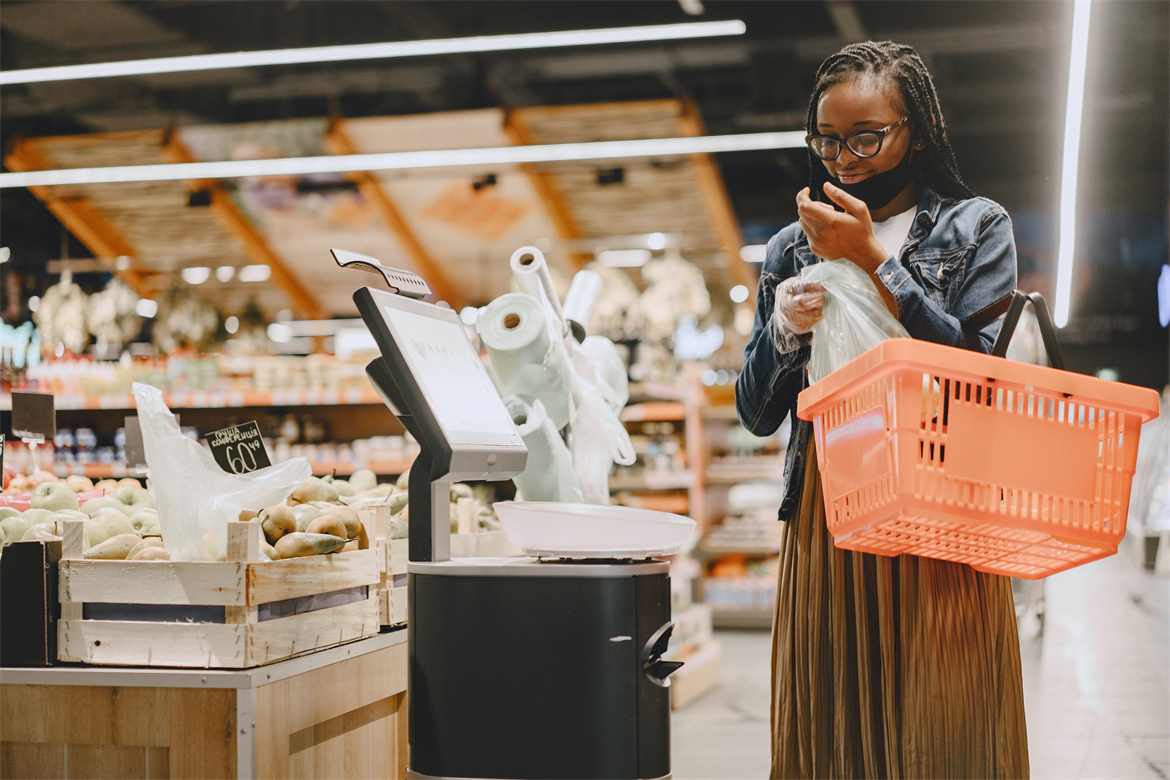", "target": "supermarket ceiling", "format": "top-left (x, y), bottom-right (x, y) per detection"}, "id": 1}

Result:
top-left (1, 0), bottom-right (1167, 316)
